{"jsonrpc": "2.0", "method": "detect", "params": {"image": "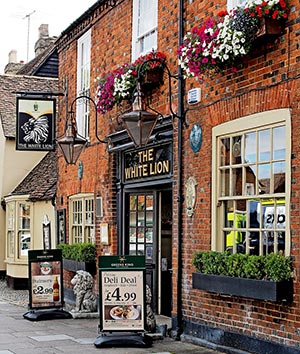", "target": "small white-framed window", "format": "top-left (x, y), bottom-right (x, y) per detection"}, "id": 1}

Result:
top-left (70, 194), bottom-right (95, 243)
top-left (227, 0), bottom-right (246, 10)
top-left (18, 202), bottom-right (31, 258)
top-left (76, 29), bottom-right (91, 138)
top-left (212, 109), bottom-right (291, 256)
top-left (132, 0), bottom-right (158, 61)
top-left (7, 202), bottom-right (15, 258)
